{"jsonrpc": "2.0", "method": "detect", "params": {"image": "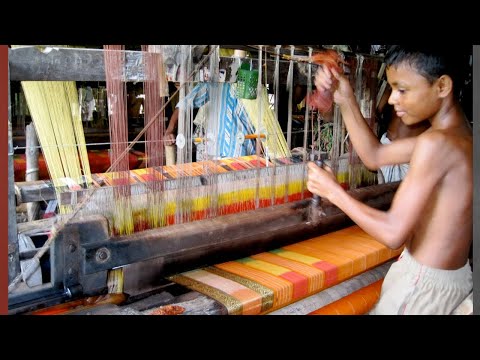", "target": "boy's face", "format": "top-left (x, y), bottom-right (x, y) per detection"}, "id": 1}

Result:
top-left (386, 63), bottom-right (441, 125)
